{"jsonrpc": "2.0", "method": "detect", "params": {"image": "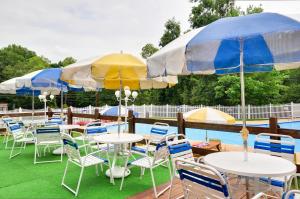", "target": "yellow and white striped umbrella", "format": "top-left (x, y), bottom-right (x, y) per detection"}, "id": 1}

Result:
top-left (61, 53), bottom-right (177, 90)
top-left (183, 107), bottom-right (235, 124)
